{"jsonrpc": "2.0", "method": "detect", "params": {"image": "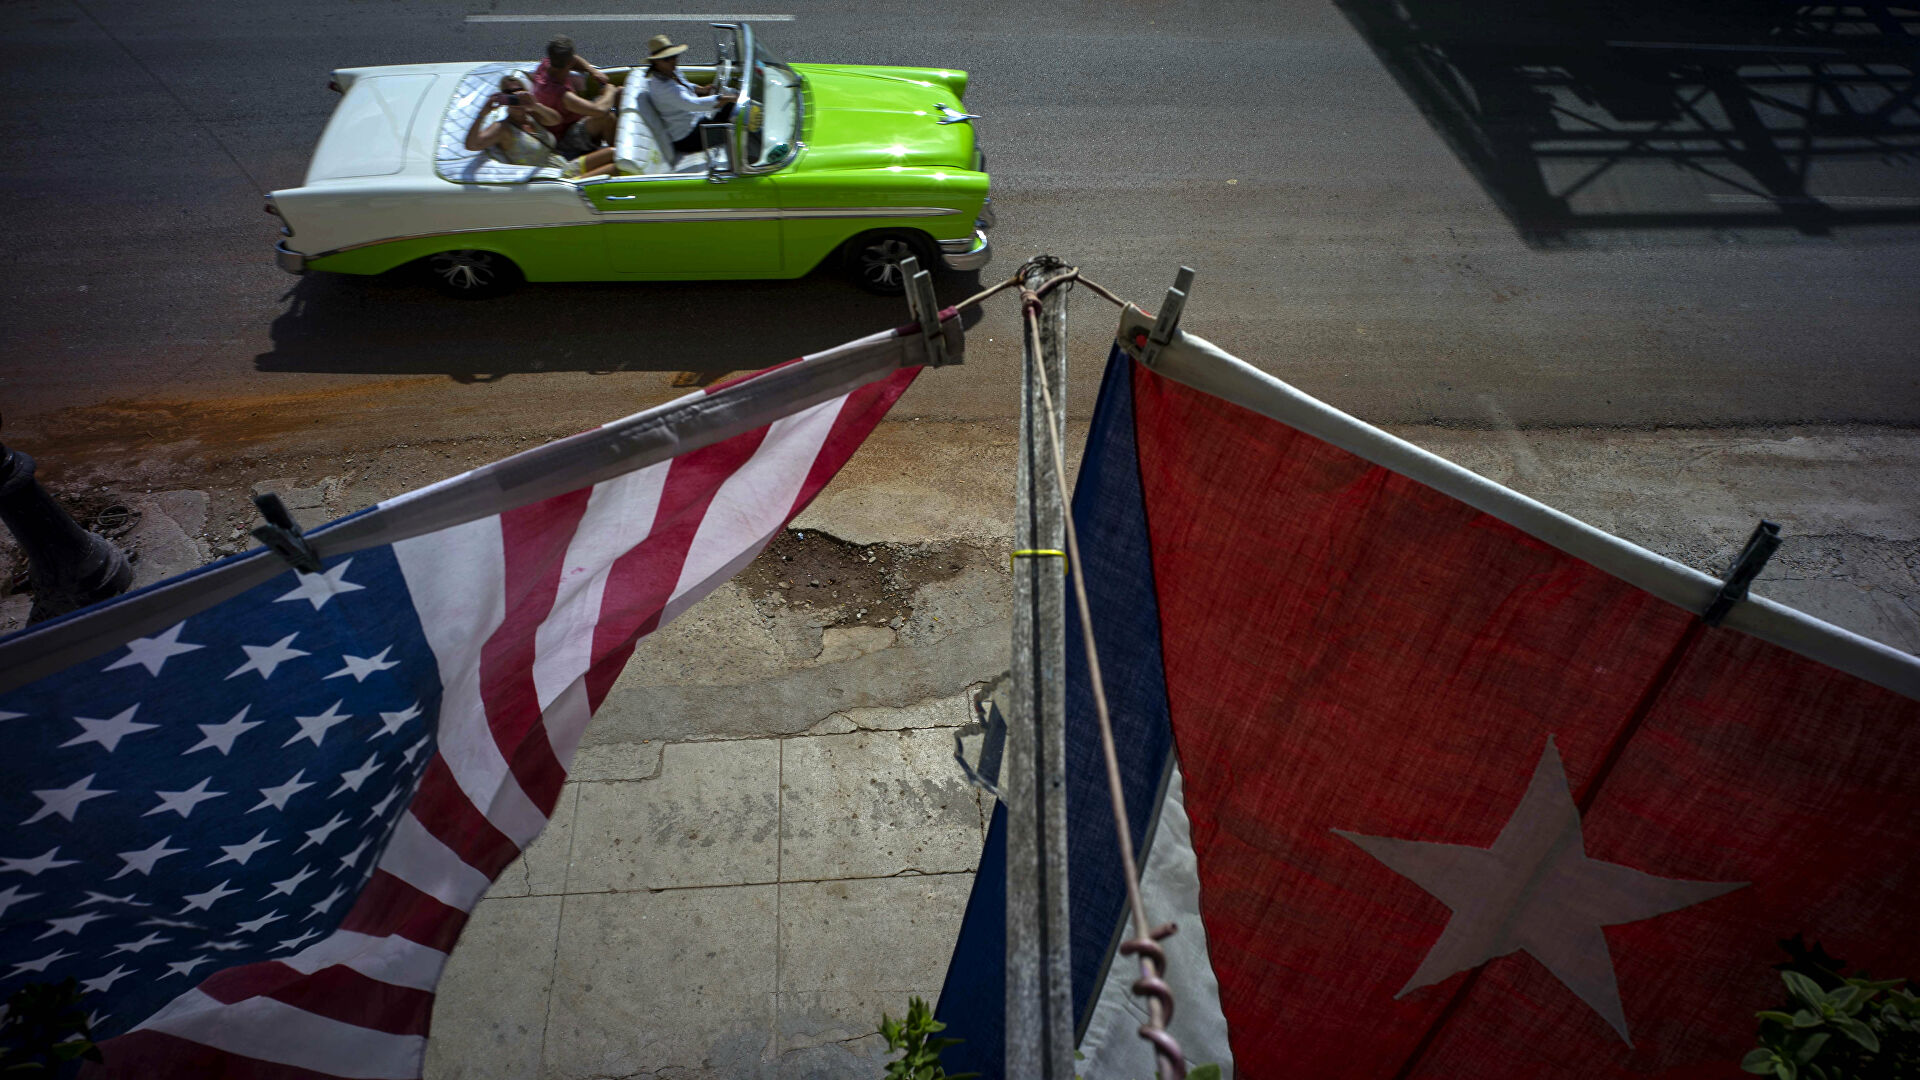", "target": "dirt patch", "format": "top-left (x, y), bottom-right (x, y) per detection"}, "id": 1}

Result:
top-left (734, 528), bottom-right (980, 629)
